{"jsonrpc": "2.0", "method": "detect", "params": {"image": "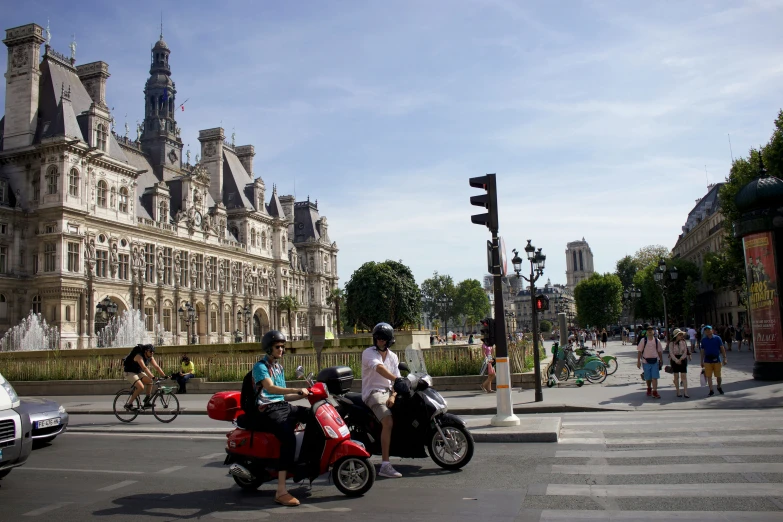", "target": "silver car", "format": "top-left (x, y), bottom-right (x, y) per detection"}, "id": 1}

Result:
top-left (18, 398), bottom-right (69, 443)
